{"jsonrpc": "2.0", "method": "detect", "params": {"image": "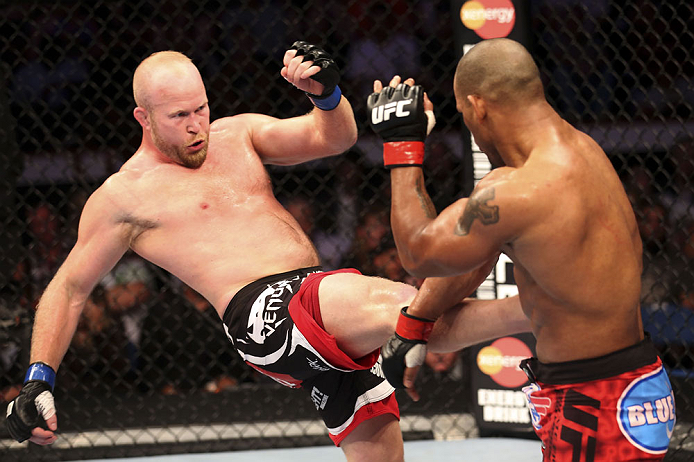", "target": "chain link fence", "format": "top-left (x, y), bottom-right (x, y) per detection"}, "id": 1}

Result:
top-left (0, 0), bottom-right (692, 460)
